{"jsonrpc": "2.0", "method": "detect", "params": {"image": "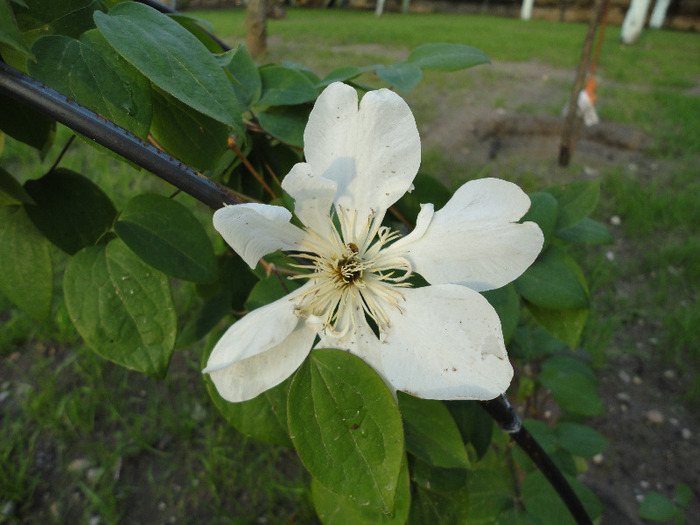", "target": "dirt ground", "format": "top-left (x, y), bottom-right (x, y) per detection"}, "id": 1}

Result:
top-left (410, 58), bottom-right (700, 524)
